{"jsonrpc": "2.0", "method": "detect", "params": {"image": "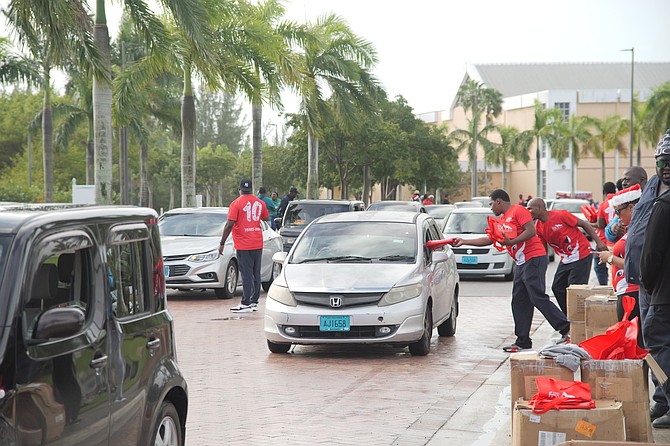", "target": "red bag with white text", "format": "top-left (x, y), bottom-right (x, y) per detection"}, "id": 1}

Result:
top-left (485, 216), bottom-right (506, 252)
top-left (530, 377), bottom-right (595, 414)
